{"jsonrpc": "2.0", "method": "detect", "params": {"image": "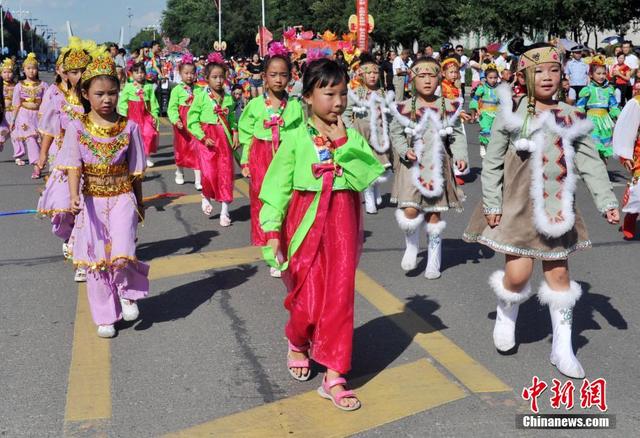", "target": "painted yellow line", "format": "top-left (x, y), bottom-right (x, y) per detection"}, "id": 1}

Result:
top-left (160, 131), bottom-right (173, 137)
top-left (147, 163), bottom-right (177, 172)
top-left (64, 284), bottom-right (111, 423)
top-left (165, 359), bottom-right (466, 437)
top-left (149, 246), bottom-right (262, 281)
top-left (159, 117), bottom-right (172, 127)
top-left (355, 271), bottom-right (510, 393)
top-left (234, 178), bottom-right (250, 198)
